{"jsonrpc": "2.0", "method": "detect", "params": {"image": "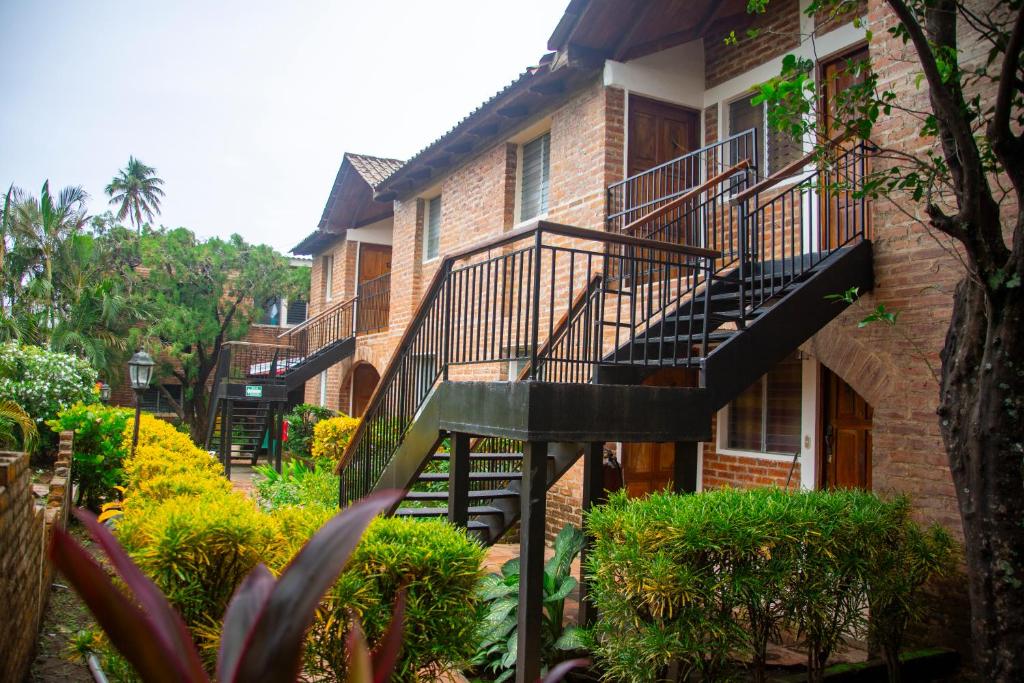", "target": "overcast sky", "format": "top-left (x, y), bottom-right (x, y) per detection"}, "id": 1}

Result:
top-left (0, 1), bottom-right (568, 253)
